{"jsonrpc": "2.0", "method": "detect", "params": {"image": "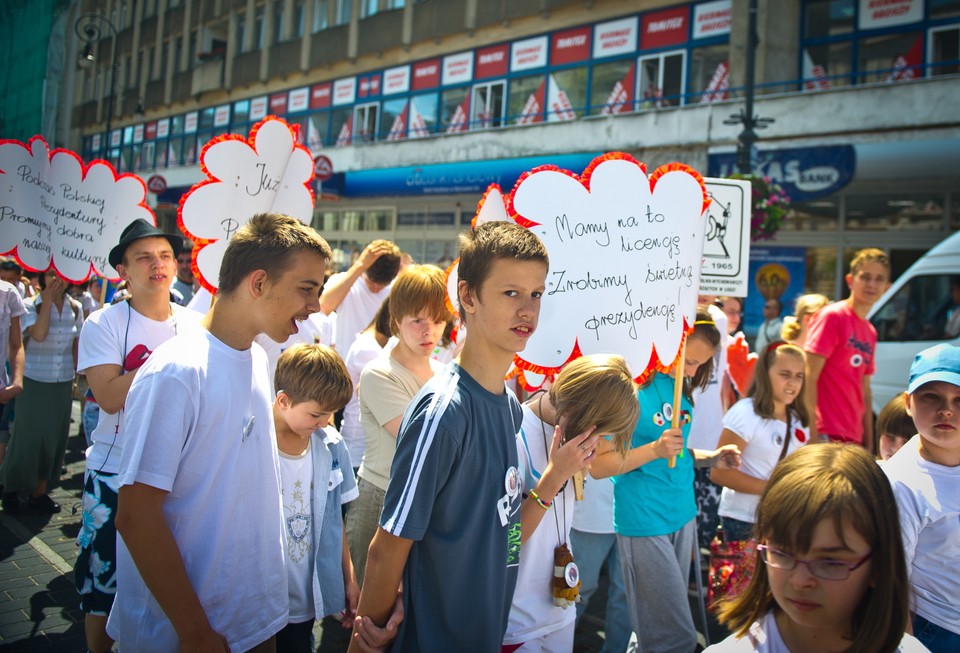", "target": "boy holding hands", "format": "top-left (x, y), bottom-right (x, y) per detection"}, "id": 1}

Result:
top-left (349, 222), bottom-right (551, 652)
top-left (109, 213), bottom-right (331, 652)
top-left (883, 343), bottom-right (960, 653)
top-left (271, 343), bottom-right (358, 650)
